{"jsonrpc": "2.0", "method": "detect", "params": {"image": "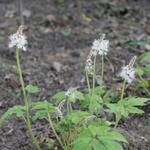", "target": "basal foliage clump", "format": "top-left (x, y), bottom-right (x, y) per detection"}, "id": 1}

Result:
top-left (0, 26), bottom-right (149, 150)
